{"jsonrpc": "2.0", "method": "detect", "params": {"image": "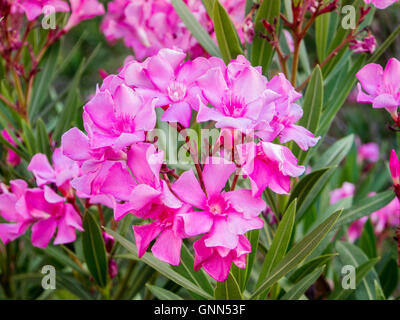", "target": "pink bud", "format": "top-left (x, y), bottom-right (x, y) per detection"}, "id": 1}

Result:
top-left (389, 149), bottom-right (400, 185)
